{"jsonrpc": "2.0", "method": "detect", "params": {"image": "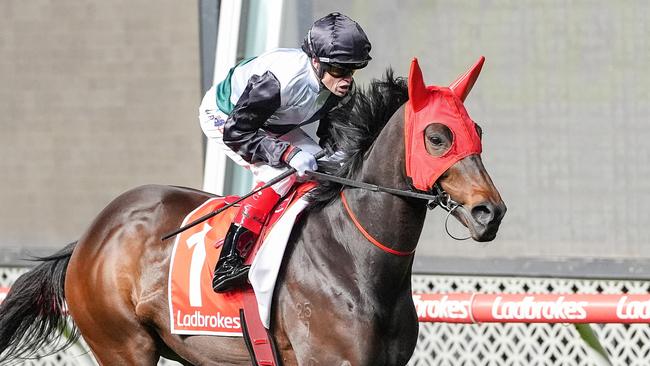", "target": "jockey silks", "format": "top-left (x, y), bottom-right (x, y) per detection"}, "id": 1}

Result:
top-left (211, 48), bottom-right (351, 167)
top-left (404, 57), bottom-right (485, 191)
